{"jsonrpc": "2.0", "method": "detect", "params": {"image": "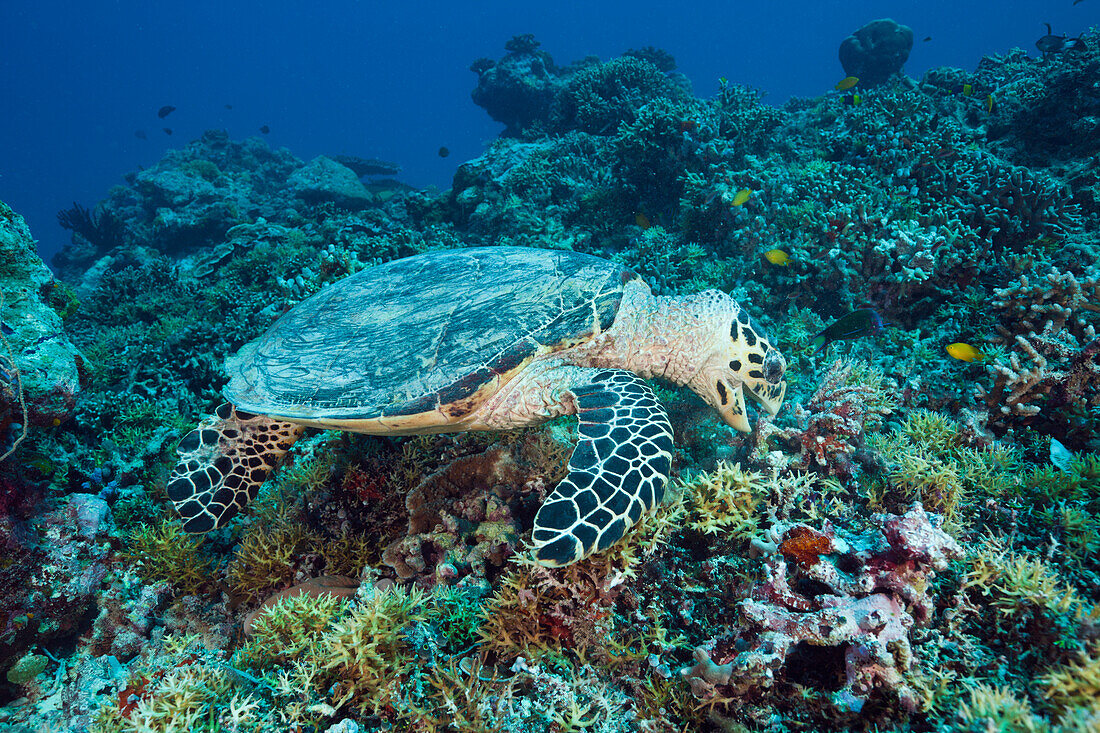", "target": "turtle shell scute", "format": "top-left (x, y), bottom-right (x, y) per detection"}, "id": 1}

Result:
top-left (223, 247), bottom-right (640, 421)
